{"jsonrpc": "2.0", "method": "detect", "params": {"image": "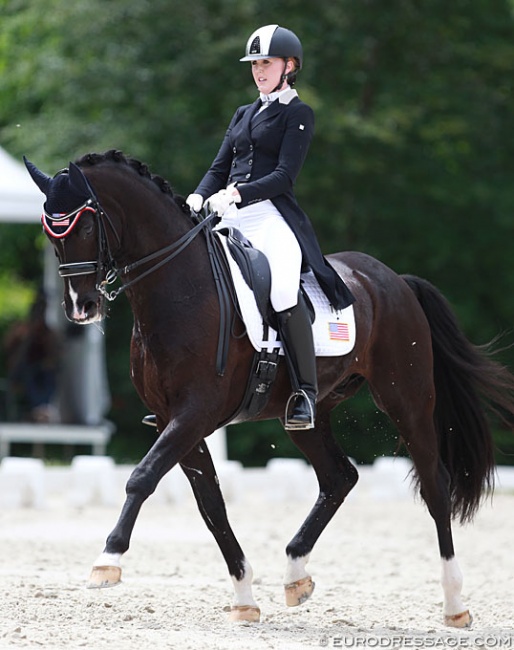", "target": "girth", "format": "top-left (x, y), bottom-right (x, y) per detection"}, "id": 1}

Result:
top-left (204, 225), bottom-right (282, 421)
